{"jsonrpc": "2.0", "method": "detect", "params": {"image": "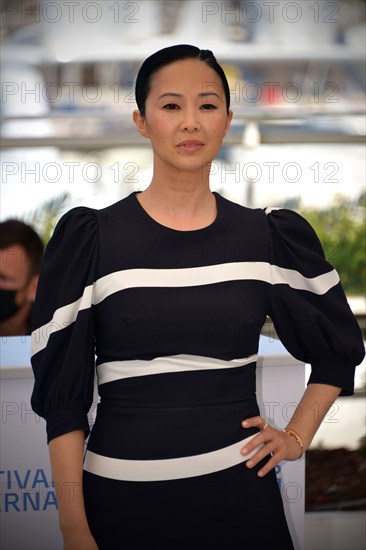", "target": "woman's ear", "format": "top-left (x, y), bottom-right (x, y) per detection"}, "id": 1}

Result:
top-left (133, 110), bottom-right (150, 138)
top-left (224, 110), bottom-right (233, 136)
